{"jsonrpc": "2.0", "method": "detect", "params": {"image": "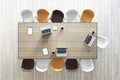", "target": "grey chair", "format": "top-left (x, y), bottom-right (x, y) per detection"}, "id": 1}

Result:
top-left (21, 9), bottom-right (34, 22)
top-left (97, 35), bottom-right (109, 48)
top-left (80, 59), bottom-right (94, 72)
top-left (36, 59), bottom-right (50, 72)
top-left (66, 9), bottom-right (78, 22)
